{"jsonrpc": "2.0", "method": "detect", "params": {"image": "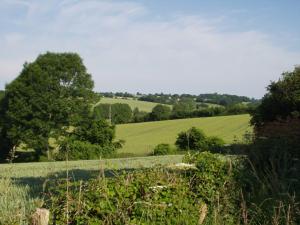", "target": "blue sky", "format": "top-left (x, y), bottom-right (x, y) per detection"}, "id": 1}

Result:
top-left (0, 0), bottom-right (300, 98)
